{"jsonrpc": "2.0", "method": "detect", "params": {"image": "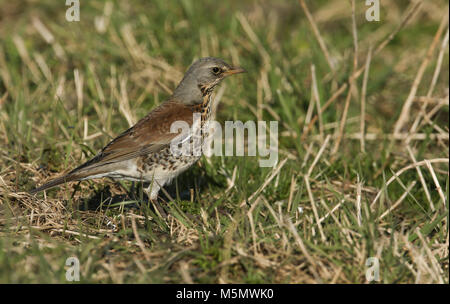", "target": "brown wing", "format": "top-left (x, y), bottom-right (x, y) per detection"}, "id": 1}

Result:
top-left (30, 99), bottom-right (195, 194)
top-left (69, 99), bottom-right (195, 174)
